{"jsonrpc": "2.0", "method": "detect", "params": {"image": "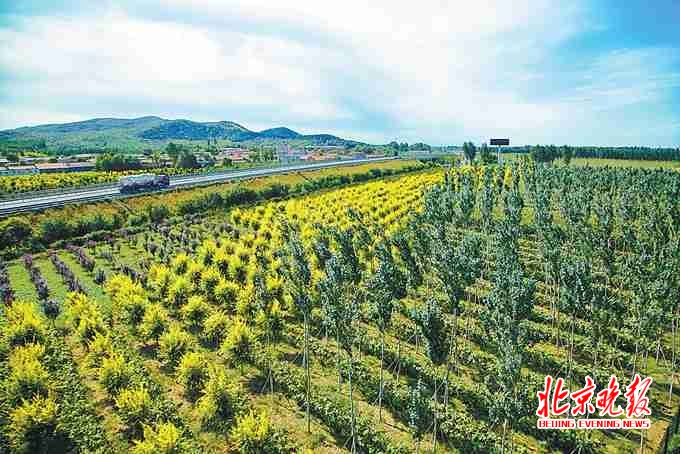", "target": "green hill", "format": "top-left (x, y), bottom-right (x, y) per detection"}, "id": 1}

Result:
top-left (0, 116), bottom-right (361, 154)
